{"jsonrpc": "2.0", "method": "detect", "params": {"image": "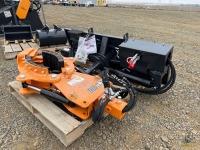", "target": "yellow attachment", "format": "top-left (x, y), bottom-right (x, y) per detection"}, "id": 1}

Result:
top-left (16, 0), bottom-right (31, 19)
